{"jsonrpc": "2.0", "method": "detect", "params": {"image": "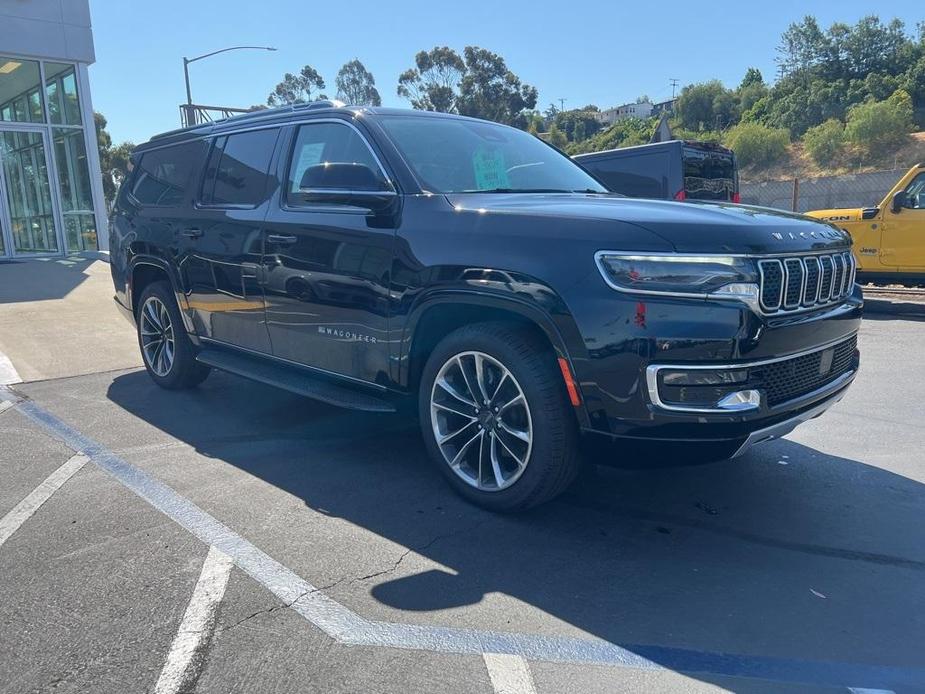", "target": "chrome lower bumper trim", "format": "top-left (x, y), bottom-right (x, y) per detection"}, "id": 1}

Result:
top-left (731, 386), bottom-right (848, 458)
